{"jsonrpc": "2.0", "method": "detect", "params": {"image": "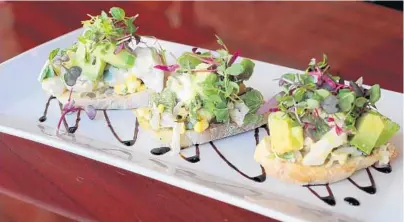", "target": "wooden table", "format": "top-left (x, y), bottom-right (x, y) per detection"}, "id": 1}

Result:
top-left (0, 2), bottom-right (402, 222)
